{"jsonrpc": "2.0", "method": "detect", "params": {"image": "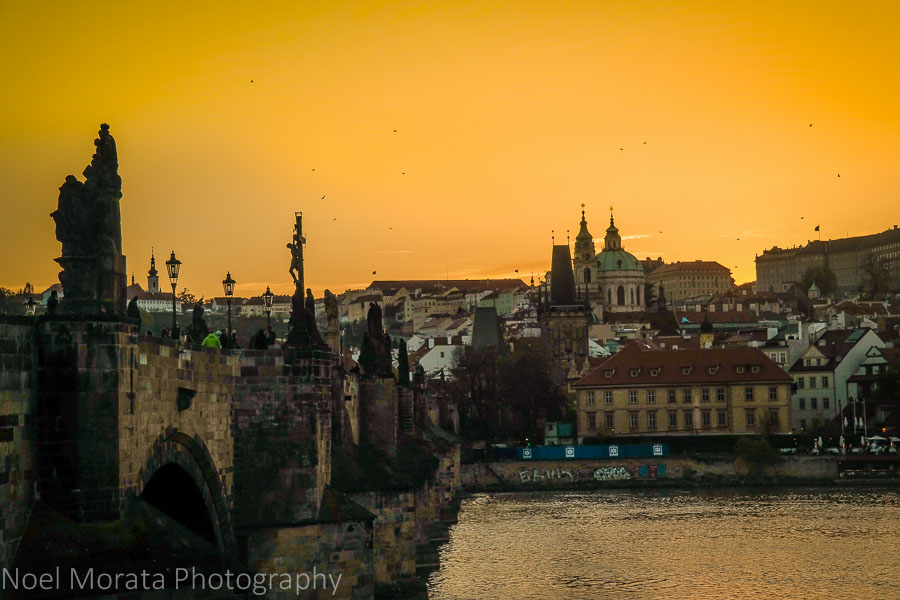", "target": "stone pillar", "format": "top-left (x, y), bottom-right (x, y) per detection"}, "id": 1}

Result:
top-left (36, 318), bottom-right (132, 522)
